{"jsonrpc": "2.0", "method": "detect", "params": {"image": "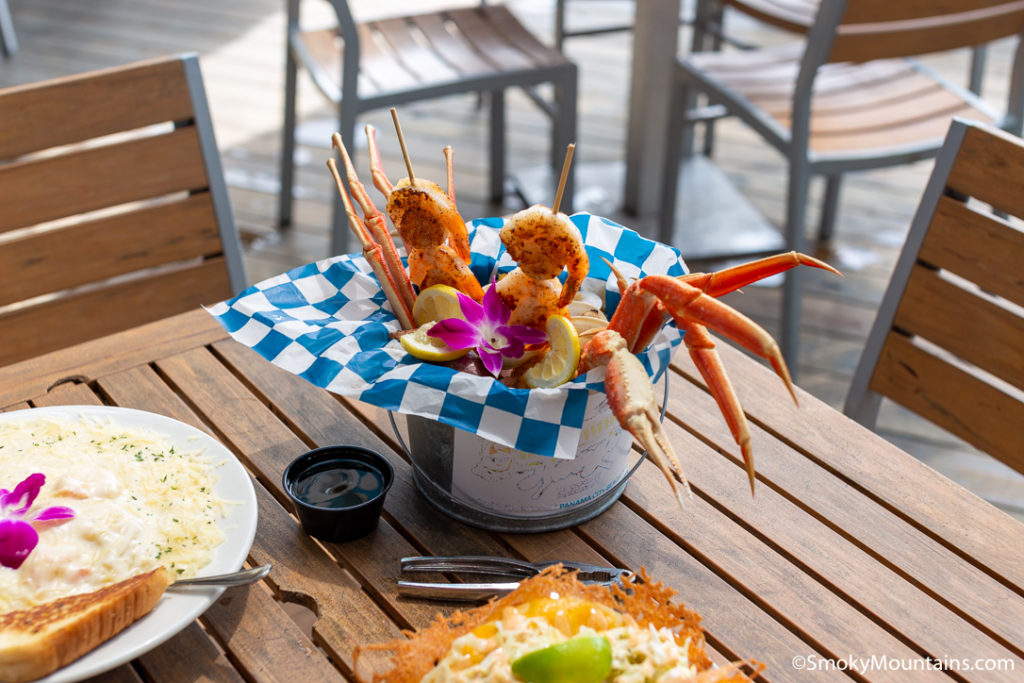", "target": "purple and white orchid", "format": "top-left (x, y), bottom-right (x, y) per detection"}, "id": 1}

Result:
top-left (0, 473), bottom-right (75, 570)
top-left (428, 283), bottom-right (547, 377)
